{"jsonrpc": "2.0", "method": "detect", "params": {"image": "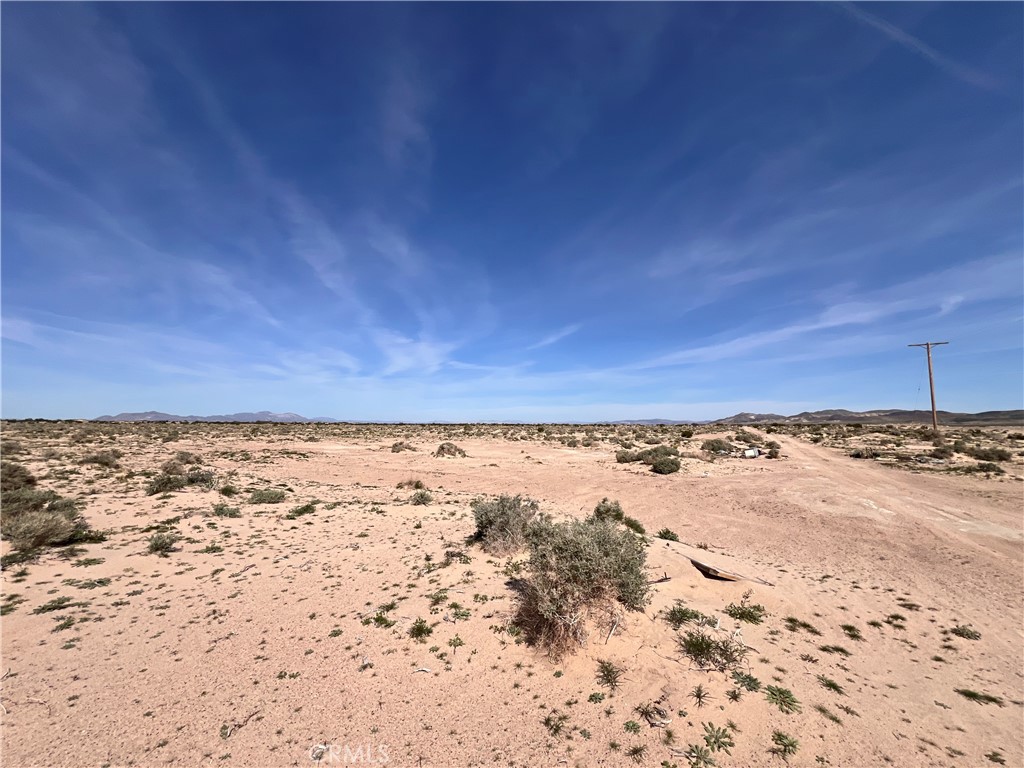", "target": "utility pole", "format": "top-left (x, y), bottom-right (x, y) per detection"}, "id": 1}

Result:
top-left (908, 342), bottom-right (949, 431)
